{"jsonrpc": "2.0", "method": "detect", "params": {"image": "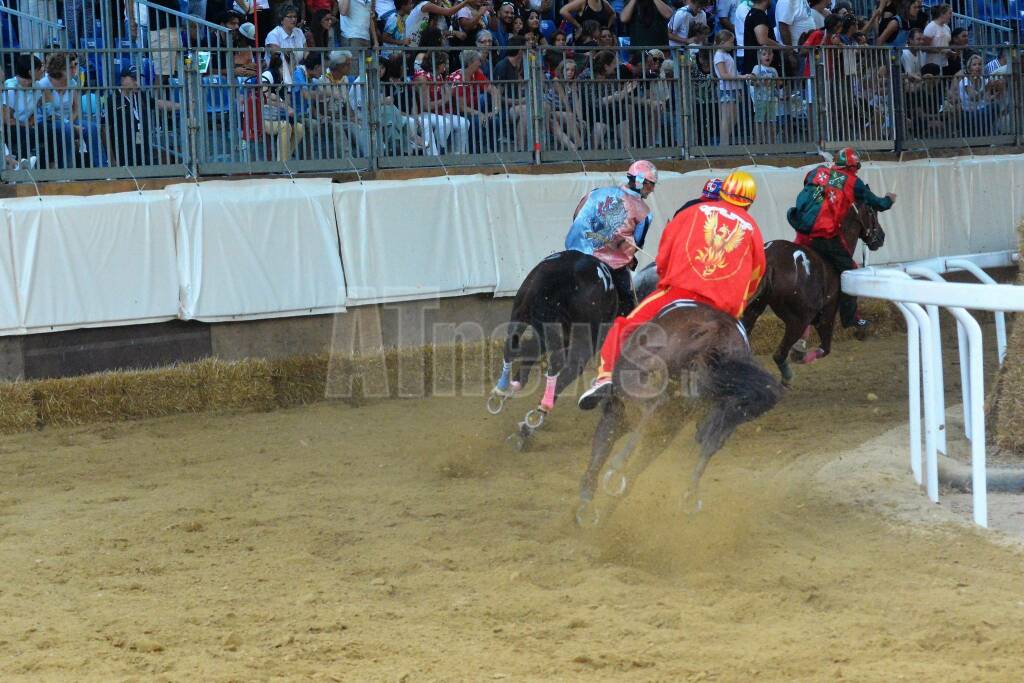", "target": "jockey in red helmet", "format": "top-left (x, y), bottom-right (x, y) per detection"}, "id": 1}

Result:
top-left (793, 147), bottom-right (897, 333)
top-left (579, 170), bottom-right (767, 410)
